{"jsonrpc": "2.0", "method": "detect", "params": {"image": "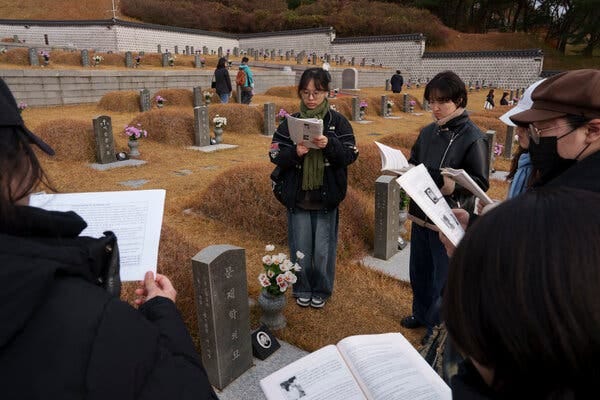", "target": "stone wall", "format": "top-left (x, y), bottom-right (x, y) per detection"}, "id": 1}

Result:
top-left (238, 27), bottom-right (334, 54)
top-left (0, 68), bottom-right (295, 106)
